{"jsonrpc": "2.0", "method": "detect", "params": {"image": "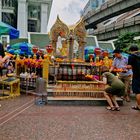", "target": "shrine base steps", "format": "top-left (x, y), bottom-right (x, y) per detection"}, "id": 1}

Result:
top-left (47, 86), bottom-right (123, 106)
